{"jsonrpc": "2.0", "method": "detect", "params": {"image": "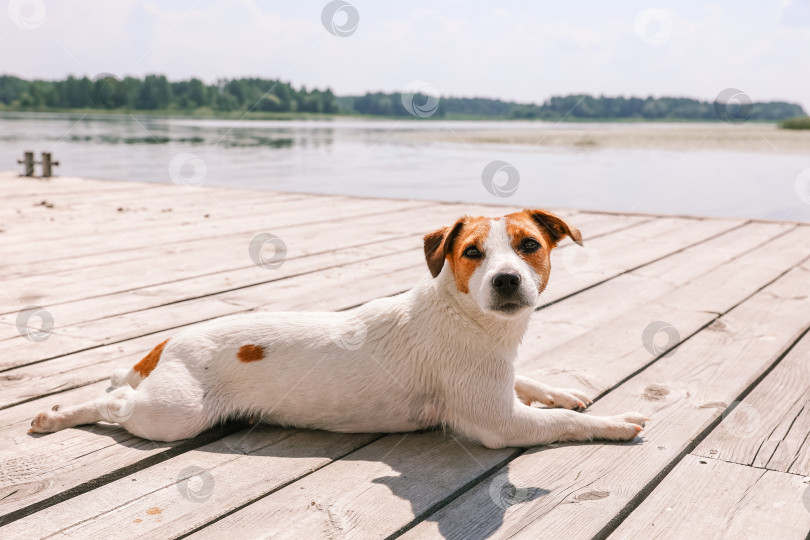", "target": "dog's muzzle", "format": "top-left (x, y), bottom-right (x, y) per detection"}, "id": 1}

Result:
top-left (490, 272), bottom-right (531, 314)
